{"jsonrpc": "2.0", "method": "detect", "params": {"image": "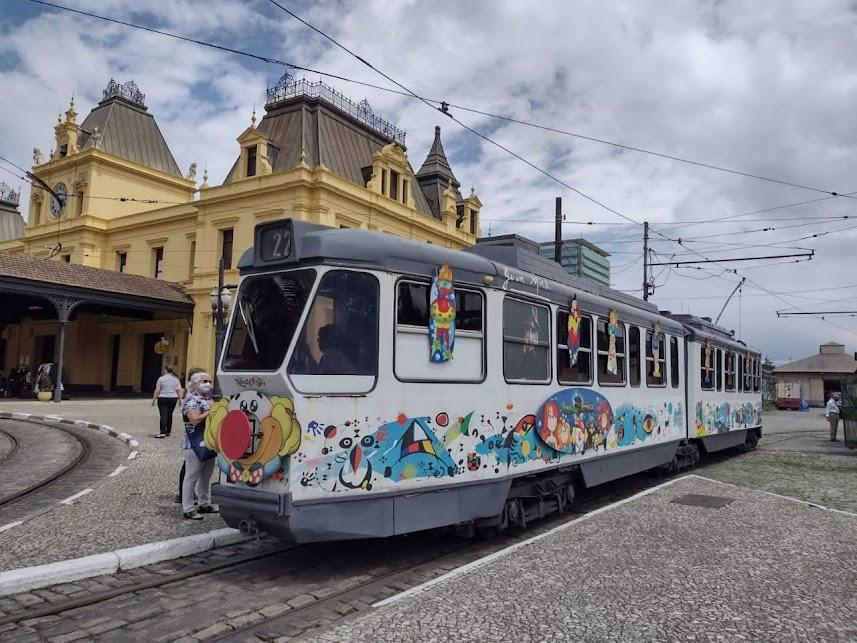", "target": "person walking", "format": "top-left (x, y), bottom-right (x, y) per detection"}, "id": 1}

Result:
top-left (152, 366), bottom-right (183, 438)
top-left (826, 392), bottom-right (841, 442)
top-left (180, 371), bottom-right (218, 520)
